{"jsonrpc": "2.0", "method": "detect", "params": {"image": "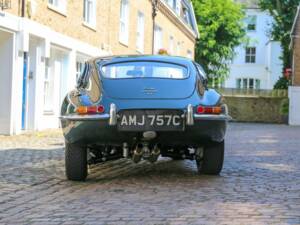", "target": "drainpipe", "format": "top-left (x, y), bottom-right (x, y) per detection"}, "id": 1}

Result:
top-left (151, 0), bottom-right (158, 54)
top-left (21, 0), bottom-right (27, 130)
top-left (21, 0), bottom-right (25, 17)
